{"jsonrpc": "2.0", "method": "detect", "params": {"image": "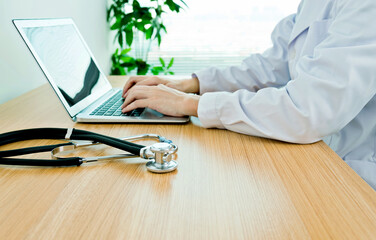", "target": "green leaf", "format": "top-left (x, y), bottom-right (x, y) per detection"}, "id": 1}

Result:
top-left (159, 57), bottom-right (166, 67)
top-left (121, 56), bottom-right (135, 63)
top-left (145, 27), bottom-right (154, 39)
top-left (151, 68), bottom-right (159, 75)
top-left (132, 0), bottom-right (141, 9)
top-left (110, 67), bottom-right (118, 75)
top-left (179, 0), bottom-right (188, 8)
top-left (173, 3), bottom-right (181, 13)
top-left (135, 22), bottom-right (145, 31)
top-left (121, 62), bottom-right (136, 68)
top-left (157, 33), bottom-right (162, 46)
top-left (155, 6), bottom-right (163, 16)
top-left (110, 19), bottom-right (121, 30)
top-left (126, 65), bottom-right (137, 72)
top-left (167, 57), bottom-right (174, 69)
top-left (160, 24), bottom-right (167, 33)
top-left (121, 48), bottom-right (131, 55)
top-left (137, 66), bottom-right (149, 75)
top-left (125, 23), bottom-right (134, 31)
top-left (121, 13), bottom-right (133, 25)
top-left (119, 67), bottom-right (126, 75)
top-left (114, 32), bottom-right (119, 44)
top-left (125, 30), bottom-right (133, 46)
top-left (135, 59), bottom-right (150, 75)
top-left (118, 32), bottom-right (124, 47)
top-left (151, 66), bottom-right (164, 75)
top-left (106, 6), bottom-right (114, 22)
top-left (164, 0), bottom-right (175, 11)
top-left (168, 71), bottom-right (175, 75)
